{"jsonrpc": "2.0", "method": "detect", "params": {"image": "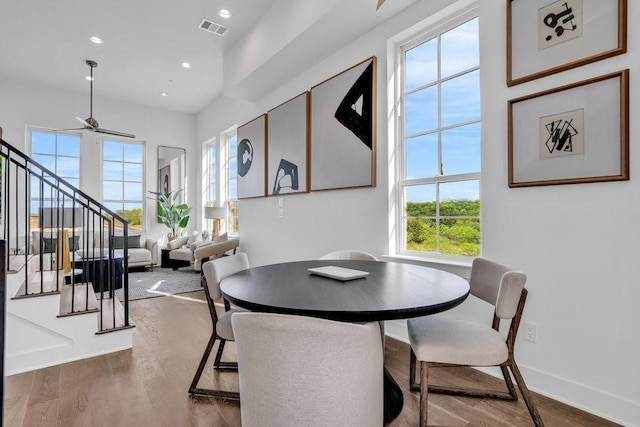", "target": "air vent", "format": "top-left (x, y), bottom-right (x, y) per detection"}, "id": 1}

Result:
top-left (198, 19), bottom-right (228, 37)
